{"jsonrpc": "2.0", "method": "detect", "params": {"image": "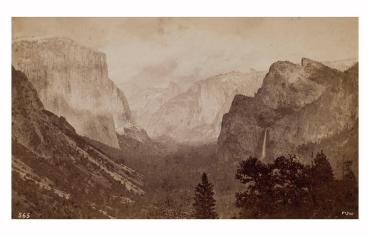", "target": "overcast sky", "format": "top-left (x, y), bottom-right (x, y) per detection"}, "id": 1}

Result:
top-left (13, 17), bottom-right (358, 88)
